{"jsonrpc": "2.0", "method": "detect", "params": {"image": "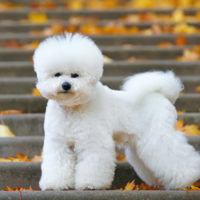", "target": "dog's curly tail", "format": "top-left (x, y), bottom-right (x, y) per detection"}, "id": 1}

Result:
top-left (122, 71), bottom-right (183, 104)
